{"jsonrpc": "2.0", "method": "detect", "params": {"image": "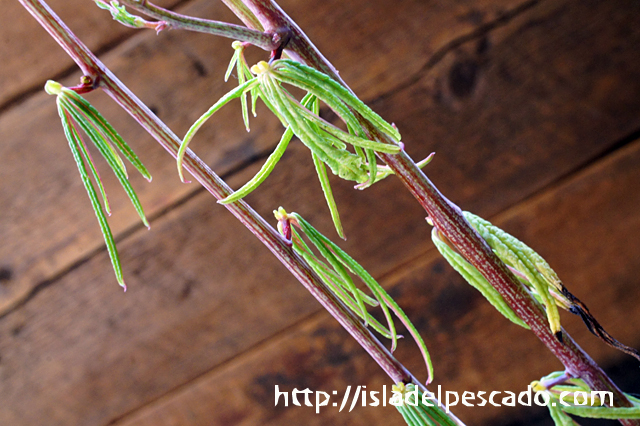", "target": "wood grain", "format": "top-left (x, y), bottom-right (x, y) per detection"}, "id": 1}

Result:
top-left (0, 0), bottom-right (537, 314)
top-left (0, 0), bottom-right (180, 108)
top-left (111, 137), bottom-right (640, 426)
